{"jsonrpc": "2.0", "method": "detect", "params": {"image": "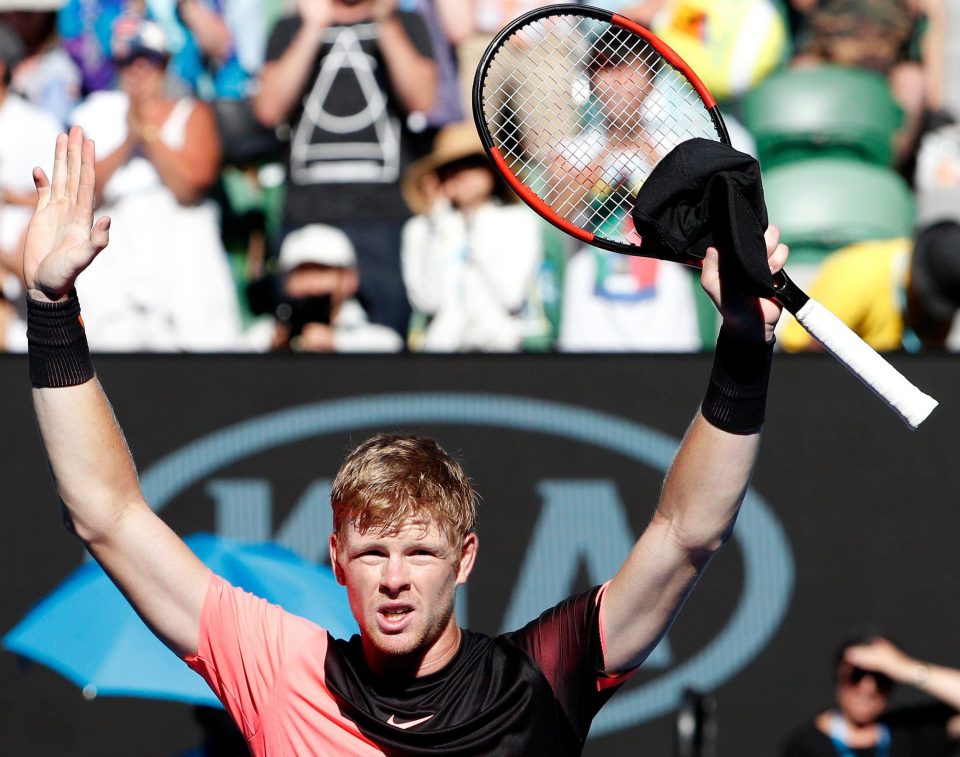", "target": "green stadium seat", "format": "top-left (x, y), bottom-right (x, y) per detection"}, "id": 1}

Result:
top-left (742, 65), bottom-right (903, 168)
top-left (763, 158), bottom-right (916, 259)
